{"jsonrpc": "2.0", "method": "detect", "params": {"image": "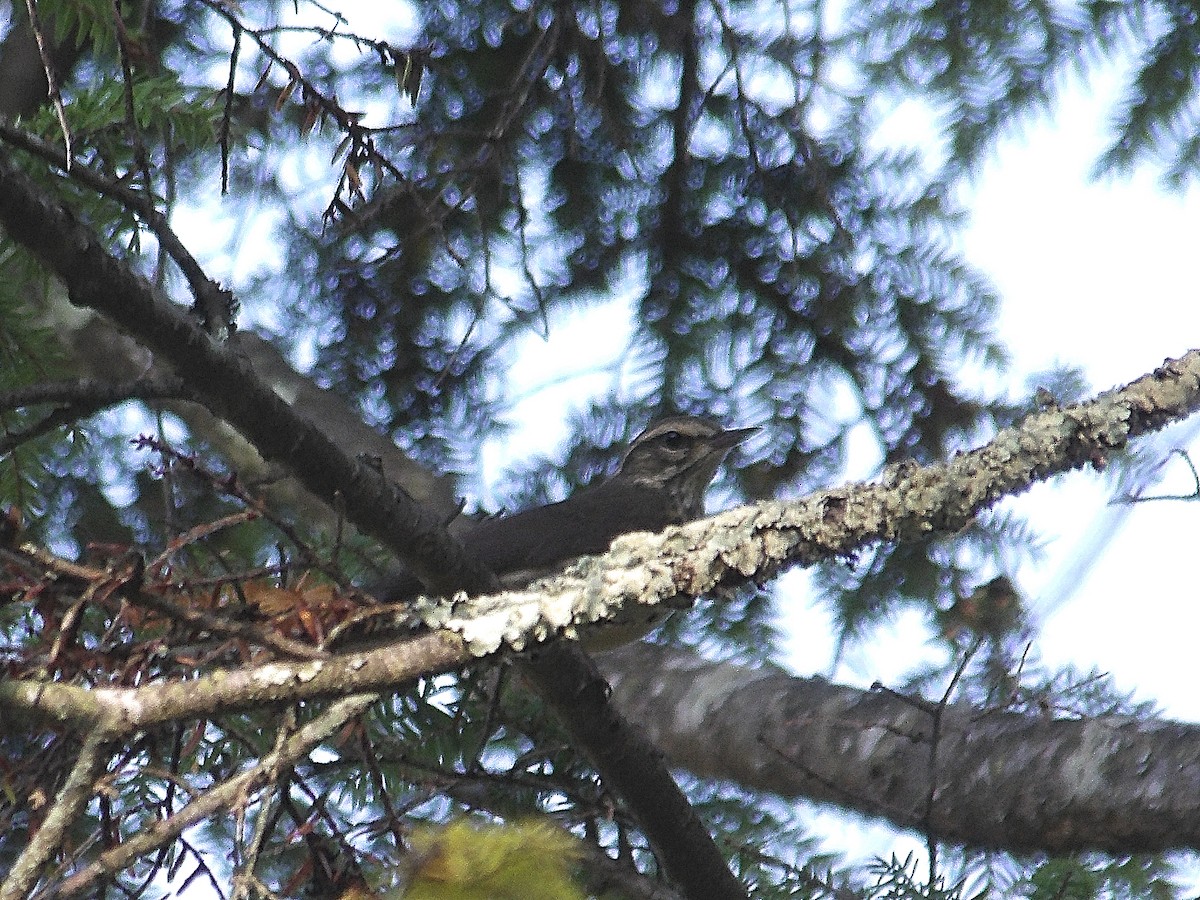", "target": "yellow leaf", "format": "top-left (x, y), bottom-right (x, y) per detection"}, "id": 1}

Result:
top-left (402, 819), bottom-right (585, 900)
